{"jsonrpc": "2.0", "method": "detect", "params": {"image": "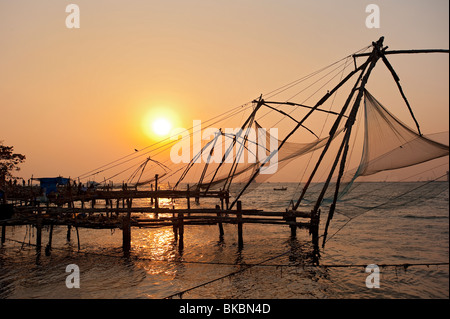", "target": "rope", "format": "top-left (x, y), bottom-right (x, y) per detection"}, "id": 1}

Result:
top-left (263, 45), bottom-right (371, 100)
top-left (5, 237), bottom-right (448, 271)
top-left (75, 46), bottom-right (371, 183)
top-left (163, 249), bottom-right (296, 299)
top-left (76, 102), bottom-right (252, 180)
